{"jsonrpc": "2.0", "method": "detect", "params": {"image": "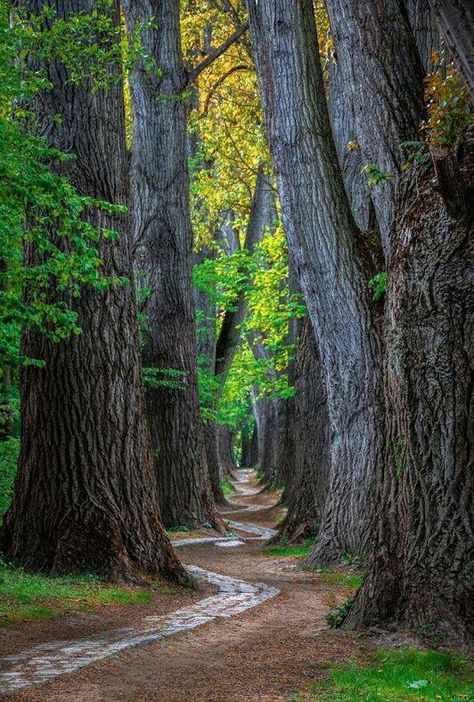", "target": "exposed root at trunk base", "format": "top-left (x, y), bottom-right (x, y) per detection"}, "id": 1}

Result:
top-left (266, 517), bottom-right (318, 546)
top-left (343, 579), bottom-right (474, 650)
